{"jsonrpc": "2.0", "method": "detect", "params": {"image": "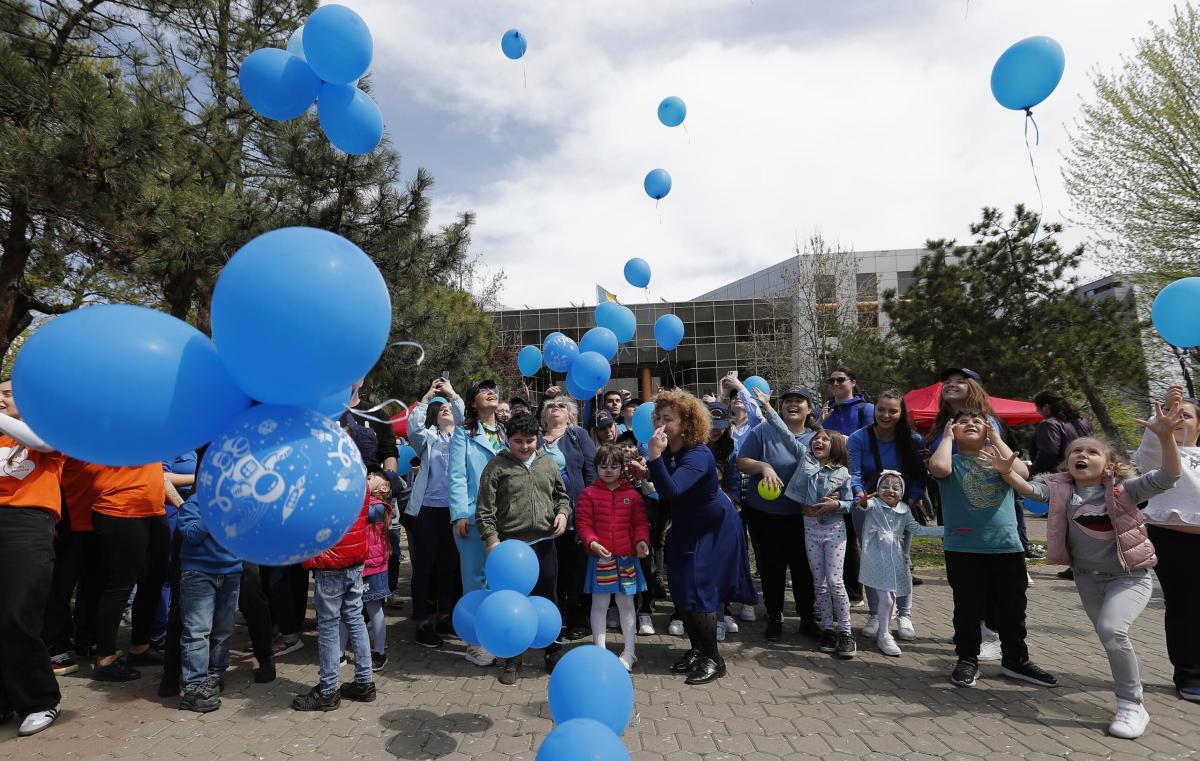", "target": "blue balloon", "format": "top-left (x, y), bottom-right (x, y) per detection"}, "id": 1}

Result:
top-left (312, 386), bottom-right (353, 417)
top-left (1024, 500), bottom-right (1049, 517)
top-left (12, 305), bottom-right (251, 466)
top-left (548, 645), bottom-right (634, 735)
top-left (632, 401), bottom-right (656, 444)
top-left (517, 345), bottom-right (543, 377)
top-left (211, 227), bottom-right (392, 405)
top-left (578, 327), bottom-right (618, 362)
top-left (452, 589), bottom-right (491, 646)
top-left (286, 28), bottom-right (306, 60)
top-left (238, 48), bottom-right (320, 121)
top-left (1152, 277), bottom-right (1200, 348)
top-left (654, 314), bottom-right (685, 351)
top-left (990, 36), bottom-right (1065, 111)
top-left (595, 303), bottom-right (636, 343)
top-left (395, 444), bottom-right (417, 477)
top-left (567, 351), bottom-right (611, 397)
top-left (501, 29), bottom-right (527, 60)
top-left (317, 83), bottom-right (383, 155)
top-left (302, 3), bottom-right (373, 84)
top-left (475, 589), bottom-right (538, 658)
top-left (536, 718), bottom-right (631, 761)
top-left (197, 404), bottom-right (368, 565)
top-left (544, 331), bottom-right (565, 345)
top-left (529, 595), bottom-right (563, 649)
top-left (657, 96), bottom-right (686, 128)
top-left (744, 375), bottom-right (771, 398)
top-left (486, 539), bottom-right (539, 594)
top-left (644, 168), bottom-right (672, 201)
top-left (565, 374), bottom-right (592, 401)
top-left (543, 334), bottom-right (579, 373)
top-left (623, 257), bottom-right (651, 289)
